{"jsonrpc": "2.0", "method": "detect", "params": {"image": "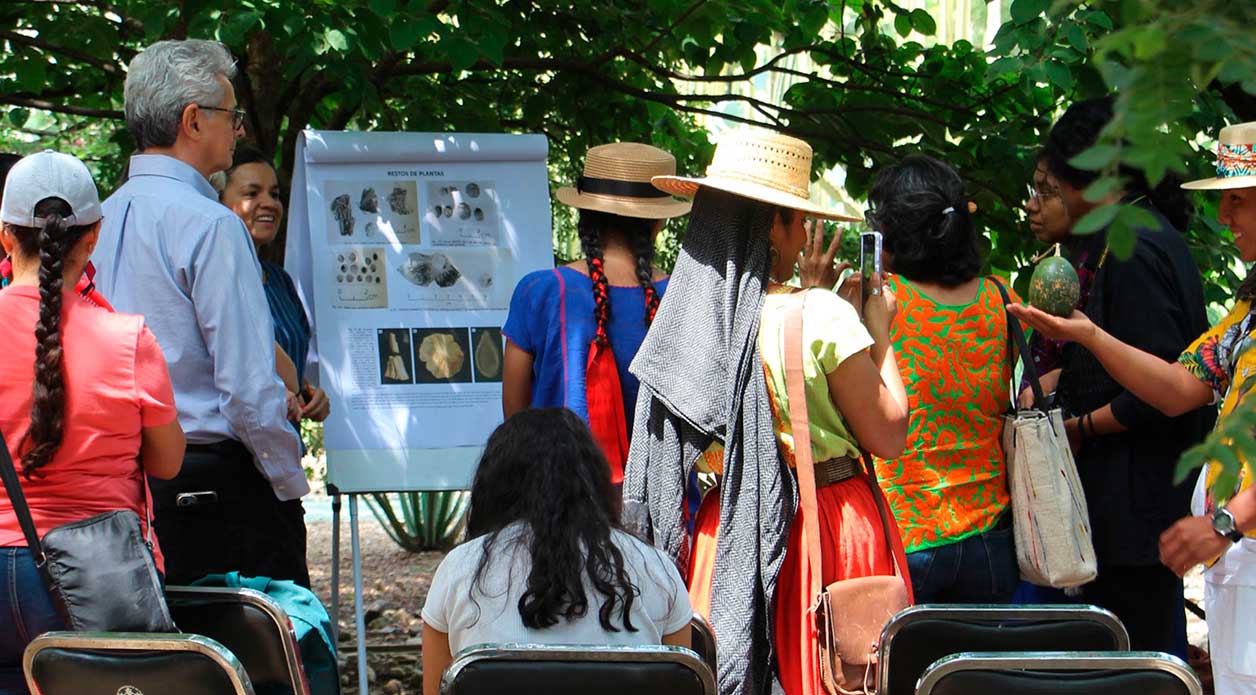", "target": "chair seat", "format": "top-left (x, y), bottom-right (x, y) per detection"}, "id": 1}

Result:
top-left (24, 632), bottom-right (254, 695)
